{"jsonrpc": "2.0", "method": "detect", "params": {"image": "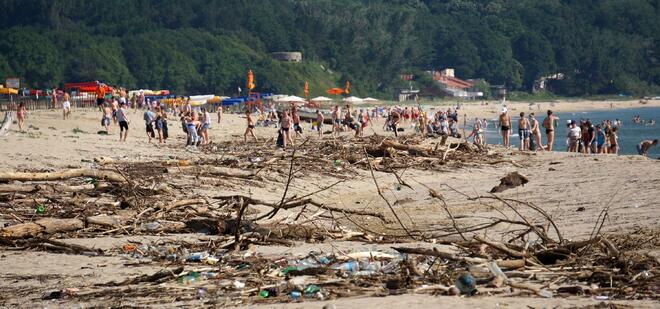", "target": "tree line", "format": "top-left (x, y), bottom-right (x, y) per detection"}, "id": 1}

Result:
top-left (0, 0), bottom-right (657, 97)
